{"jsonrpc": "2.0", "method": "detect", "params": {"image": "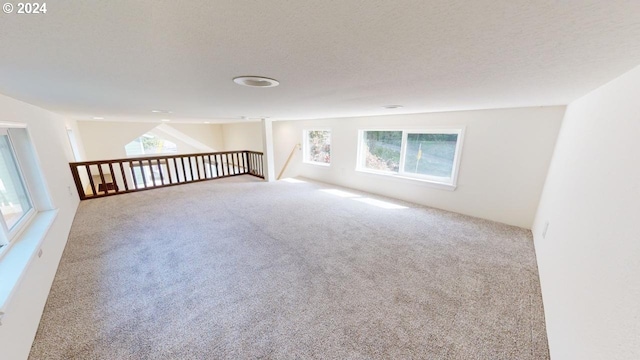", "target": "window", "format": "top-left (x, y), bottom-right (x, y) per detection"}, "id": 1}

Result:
top-left (125, 133), bottom-right (177, 157)
top-left (303, 129), bottom-right (331, 166)
top-left (357, 129), bottom-right (464, 187)
top-left (0, 123), bottom-right (56, 317)
top-left (361, 131), bottom-right (402, 172)
top-left (0, 128), bottom-right (35, 249)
